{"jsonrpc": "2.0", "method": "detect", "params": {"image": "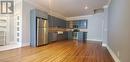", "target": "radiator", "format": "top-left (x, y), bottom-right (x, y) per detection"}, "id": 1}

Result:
top-left (0, 31), bottom-right (6, 46)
